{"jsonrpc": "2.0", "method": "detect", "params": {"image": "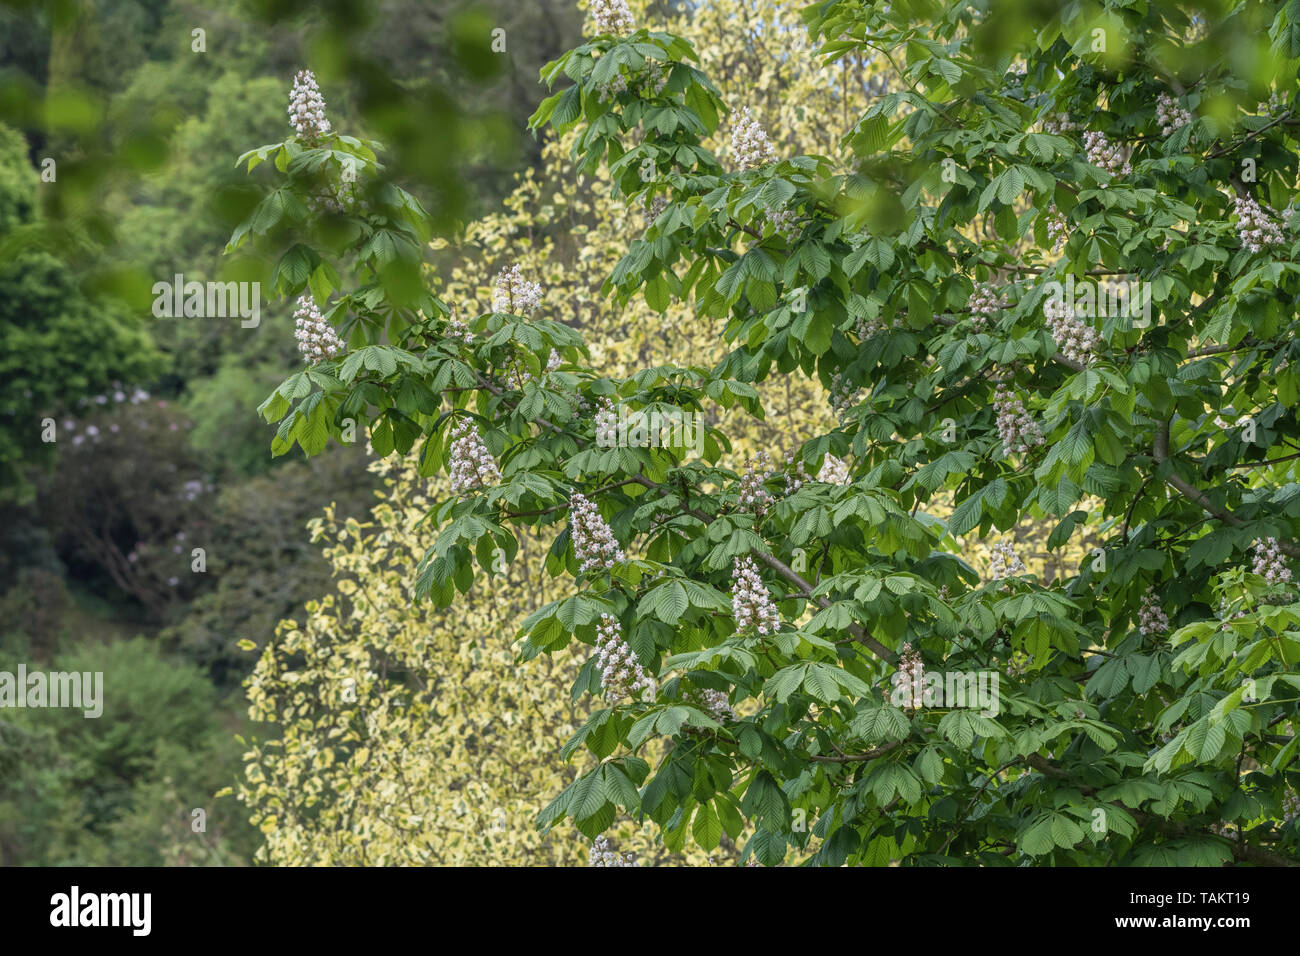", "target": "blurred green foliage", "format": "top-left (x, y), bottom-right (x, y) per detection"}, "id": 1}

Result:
top-left (0, 636), bottom-right (257, 865)
top-left (0, 0), bottom-right (584, 864)
top-left (0, 120), bottom-right (161, 500)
